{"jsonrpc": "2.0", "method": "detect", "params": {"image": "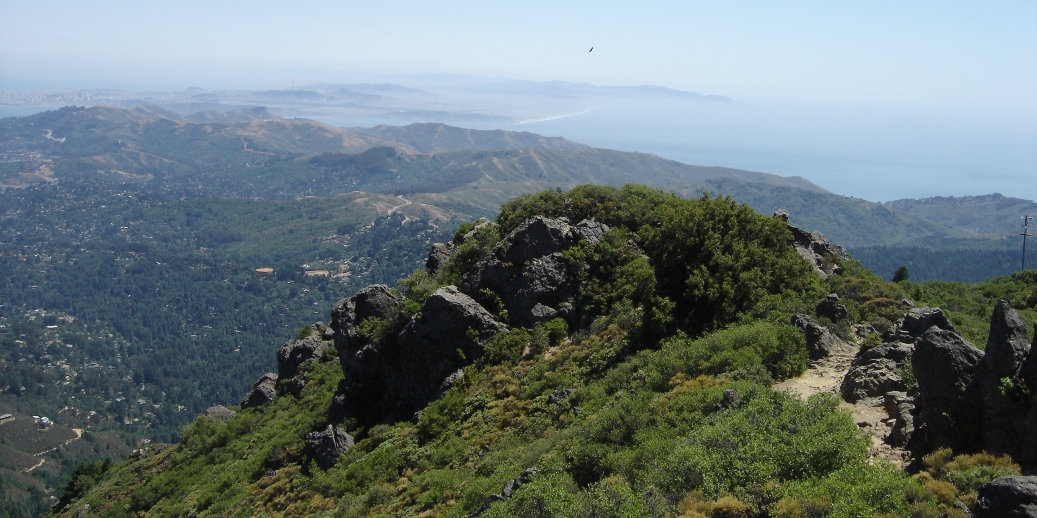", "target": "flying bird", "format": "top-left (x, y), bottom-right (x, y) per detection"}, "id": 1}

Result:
top-left (588, 46), bottom-right (594, 52)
